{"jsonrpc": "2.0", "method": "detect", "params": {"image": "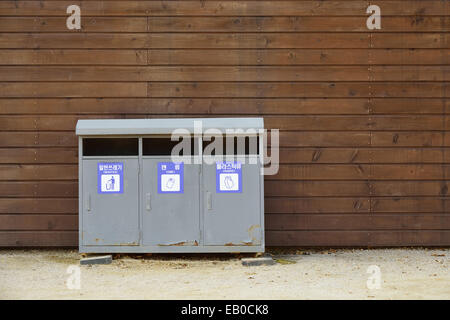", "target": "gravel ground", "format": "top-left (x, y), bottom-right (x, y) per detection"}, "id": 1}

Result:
top-left (0, 248), bottom-right (448, 300)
